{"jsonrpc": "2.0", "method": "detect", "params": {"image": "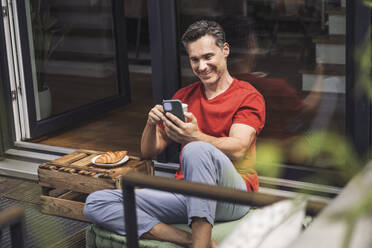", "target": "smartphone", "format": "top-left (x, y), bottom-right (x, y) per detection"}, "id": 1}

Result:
top-left (162, 99), bottom-right (185, 122)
